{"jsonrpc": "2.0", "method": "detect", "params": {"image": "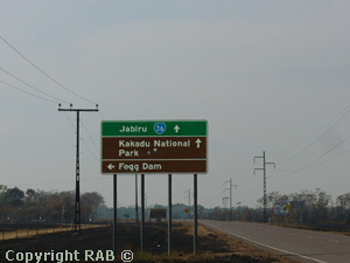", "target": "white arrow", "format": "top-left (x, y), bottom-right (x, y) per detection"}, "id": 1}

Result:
top-left (174, 125), bottom-right (180, 133)
top-left (107, 163), bottom-right (115, 170)
top-left (195, 139), bottom-right (202, 148)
